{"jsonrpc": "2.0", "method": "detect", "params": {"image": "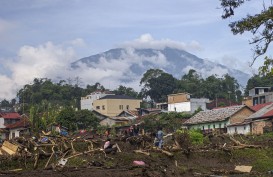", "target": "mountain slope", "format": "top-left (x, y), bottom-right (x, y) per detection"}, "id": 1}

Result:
top-left (71, 47), bottom-right (250, 86)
